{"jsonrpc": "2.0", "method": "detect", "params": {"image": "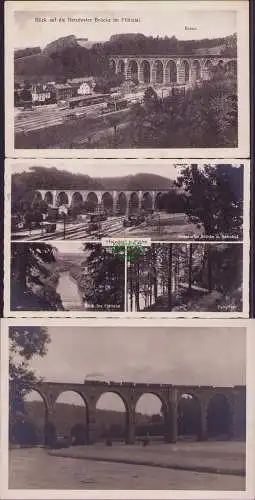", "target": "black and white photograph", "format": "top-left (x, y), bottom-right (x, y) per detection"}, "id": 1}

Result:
top-left (10, 242), bottom-right (125, 313)
top-left (127, 243), bottom-right (244, 313)
top-left (7, 240), bottom-right (247, 316)
top-left (5, 0), bottom-right (249, 157)
top-left (9, 161), bottom-right (246, 242)
top-left (5, 321), bottom-right (247, 492)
